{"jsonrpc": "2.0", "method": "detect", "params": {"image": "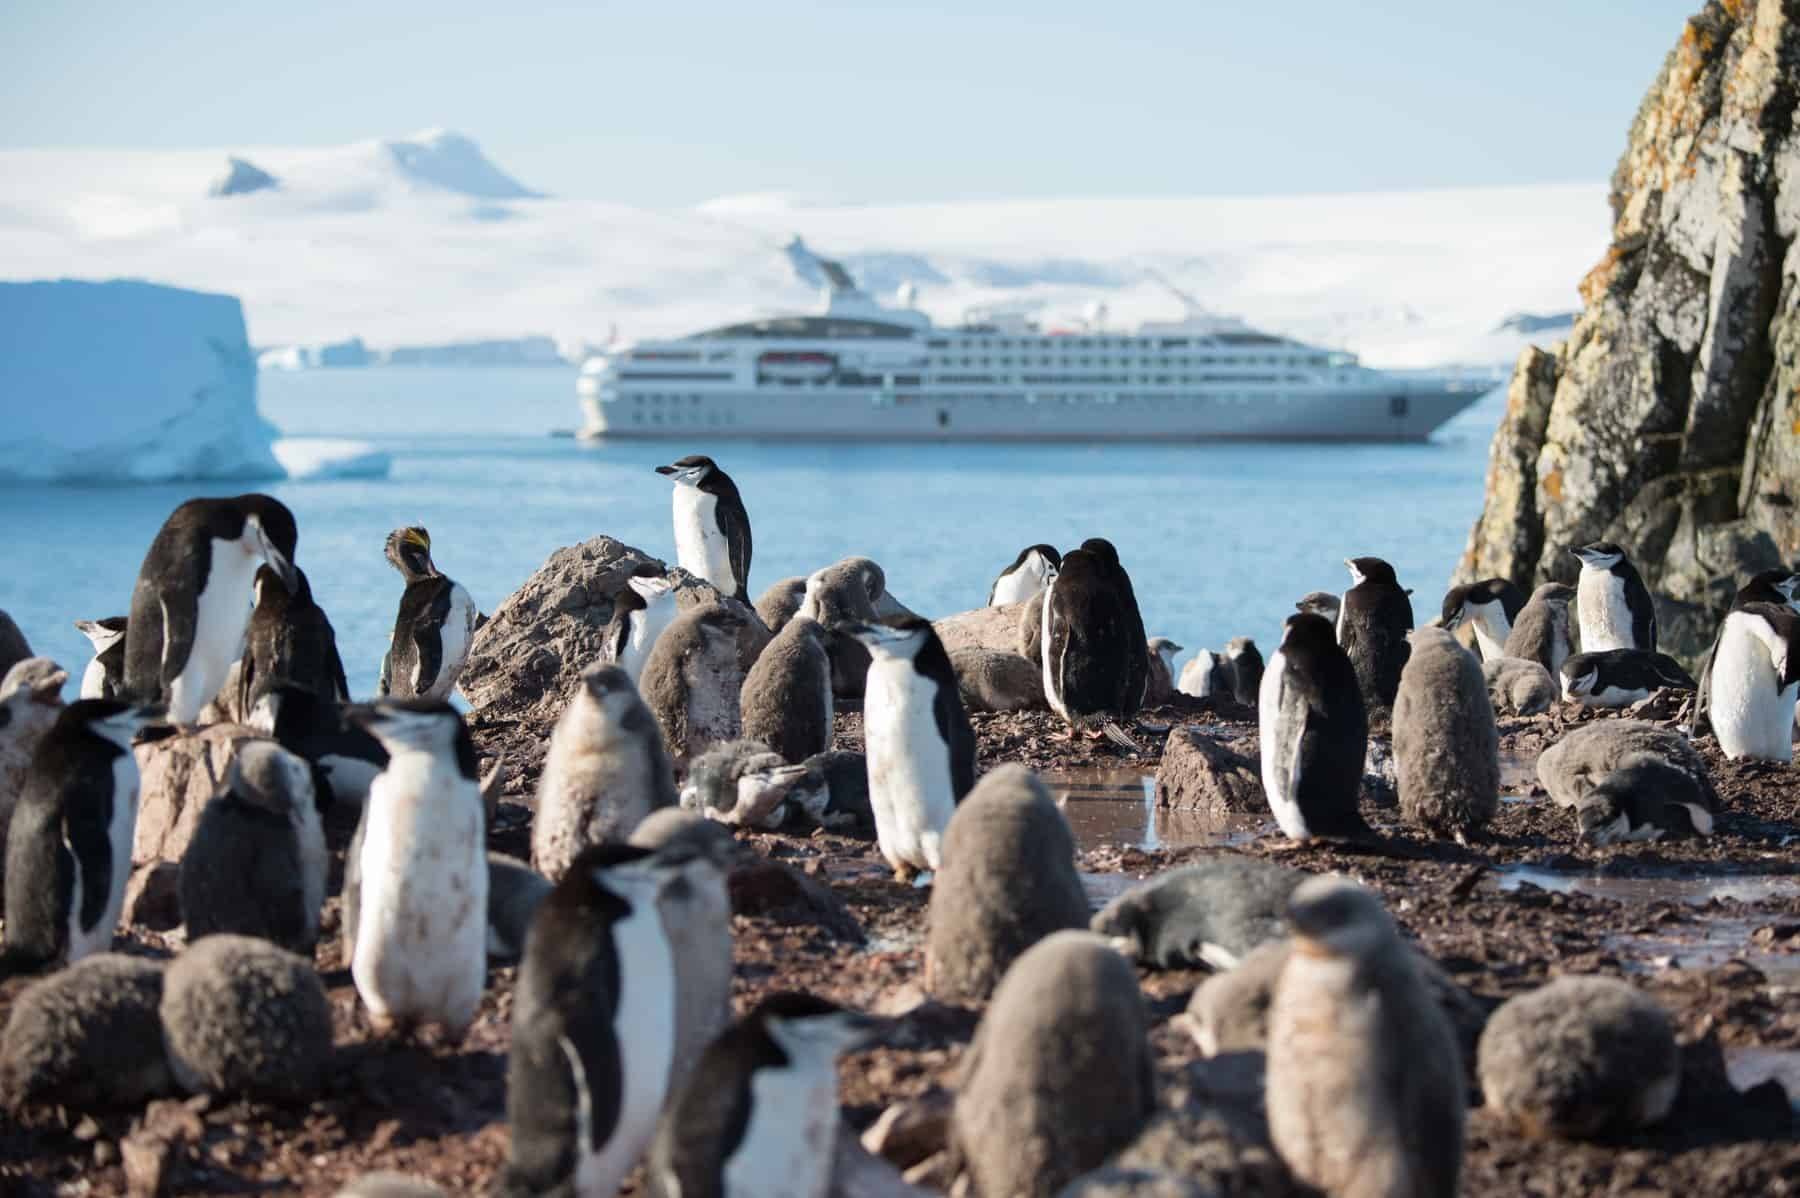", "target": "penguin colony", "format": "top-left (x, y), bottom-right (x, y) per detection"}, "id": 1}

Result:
top-left (0, 462), bottom-right (1785, 1196)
